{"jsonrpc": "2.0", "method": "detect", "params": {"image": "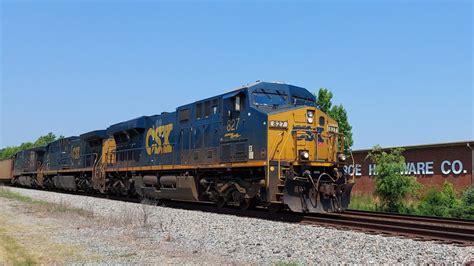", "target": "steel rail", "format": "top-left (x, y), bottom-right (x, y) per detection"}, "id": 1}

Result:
top-left (345, 209), bottom-right (474, 227)
top-left (302, 213), bottom-right (474, 246)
